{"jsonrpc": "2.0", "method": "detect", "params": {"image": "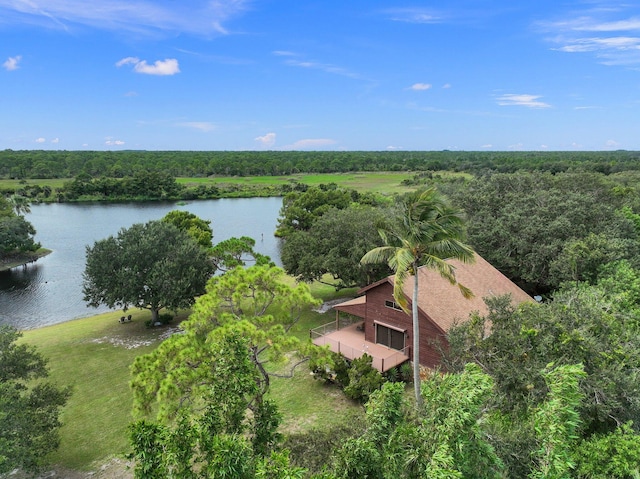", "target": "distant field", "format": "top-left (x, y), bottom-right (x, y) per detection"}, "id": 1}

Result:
top-left (1, 171), bottom-right (470, 197)
top-left (0, 173), bottom-right (413, 196)
top-left (0, 178), bottom-right (68, 190)
top-left (180, 172), bottom-right (418, 194)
